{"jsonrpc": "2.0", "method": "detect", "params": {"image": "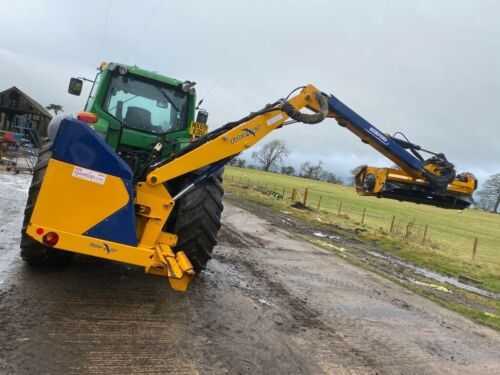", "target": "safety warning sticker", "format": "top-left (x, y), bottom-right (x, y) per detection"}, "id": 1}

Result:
top-left (72, 166), bottom-right (106, 185)
top-left (266, 113), bottom-right (284, 126)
